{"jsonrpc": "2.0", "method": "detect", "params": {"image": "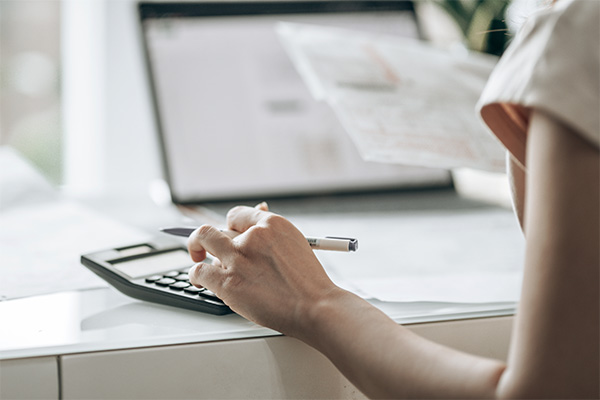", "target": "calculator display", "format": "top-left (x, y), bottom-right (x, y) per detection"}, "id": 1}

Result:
top-left (111, 250), bottom-right (192, 279)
